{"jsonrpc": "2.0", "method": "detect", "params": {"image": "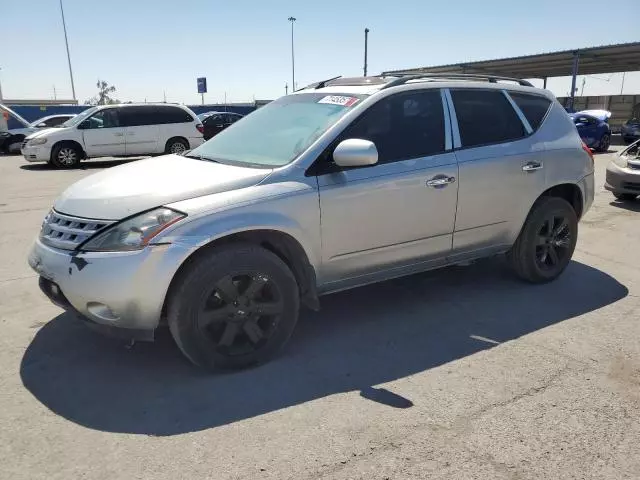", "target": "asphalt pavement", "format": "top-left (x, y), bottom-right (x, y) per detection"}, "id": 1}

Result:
top-left (0, 151), bottom-right (638, 479)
